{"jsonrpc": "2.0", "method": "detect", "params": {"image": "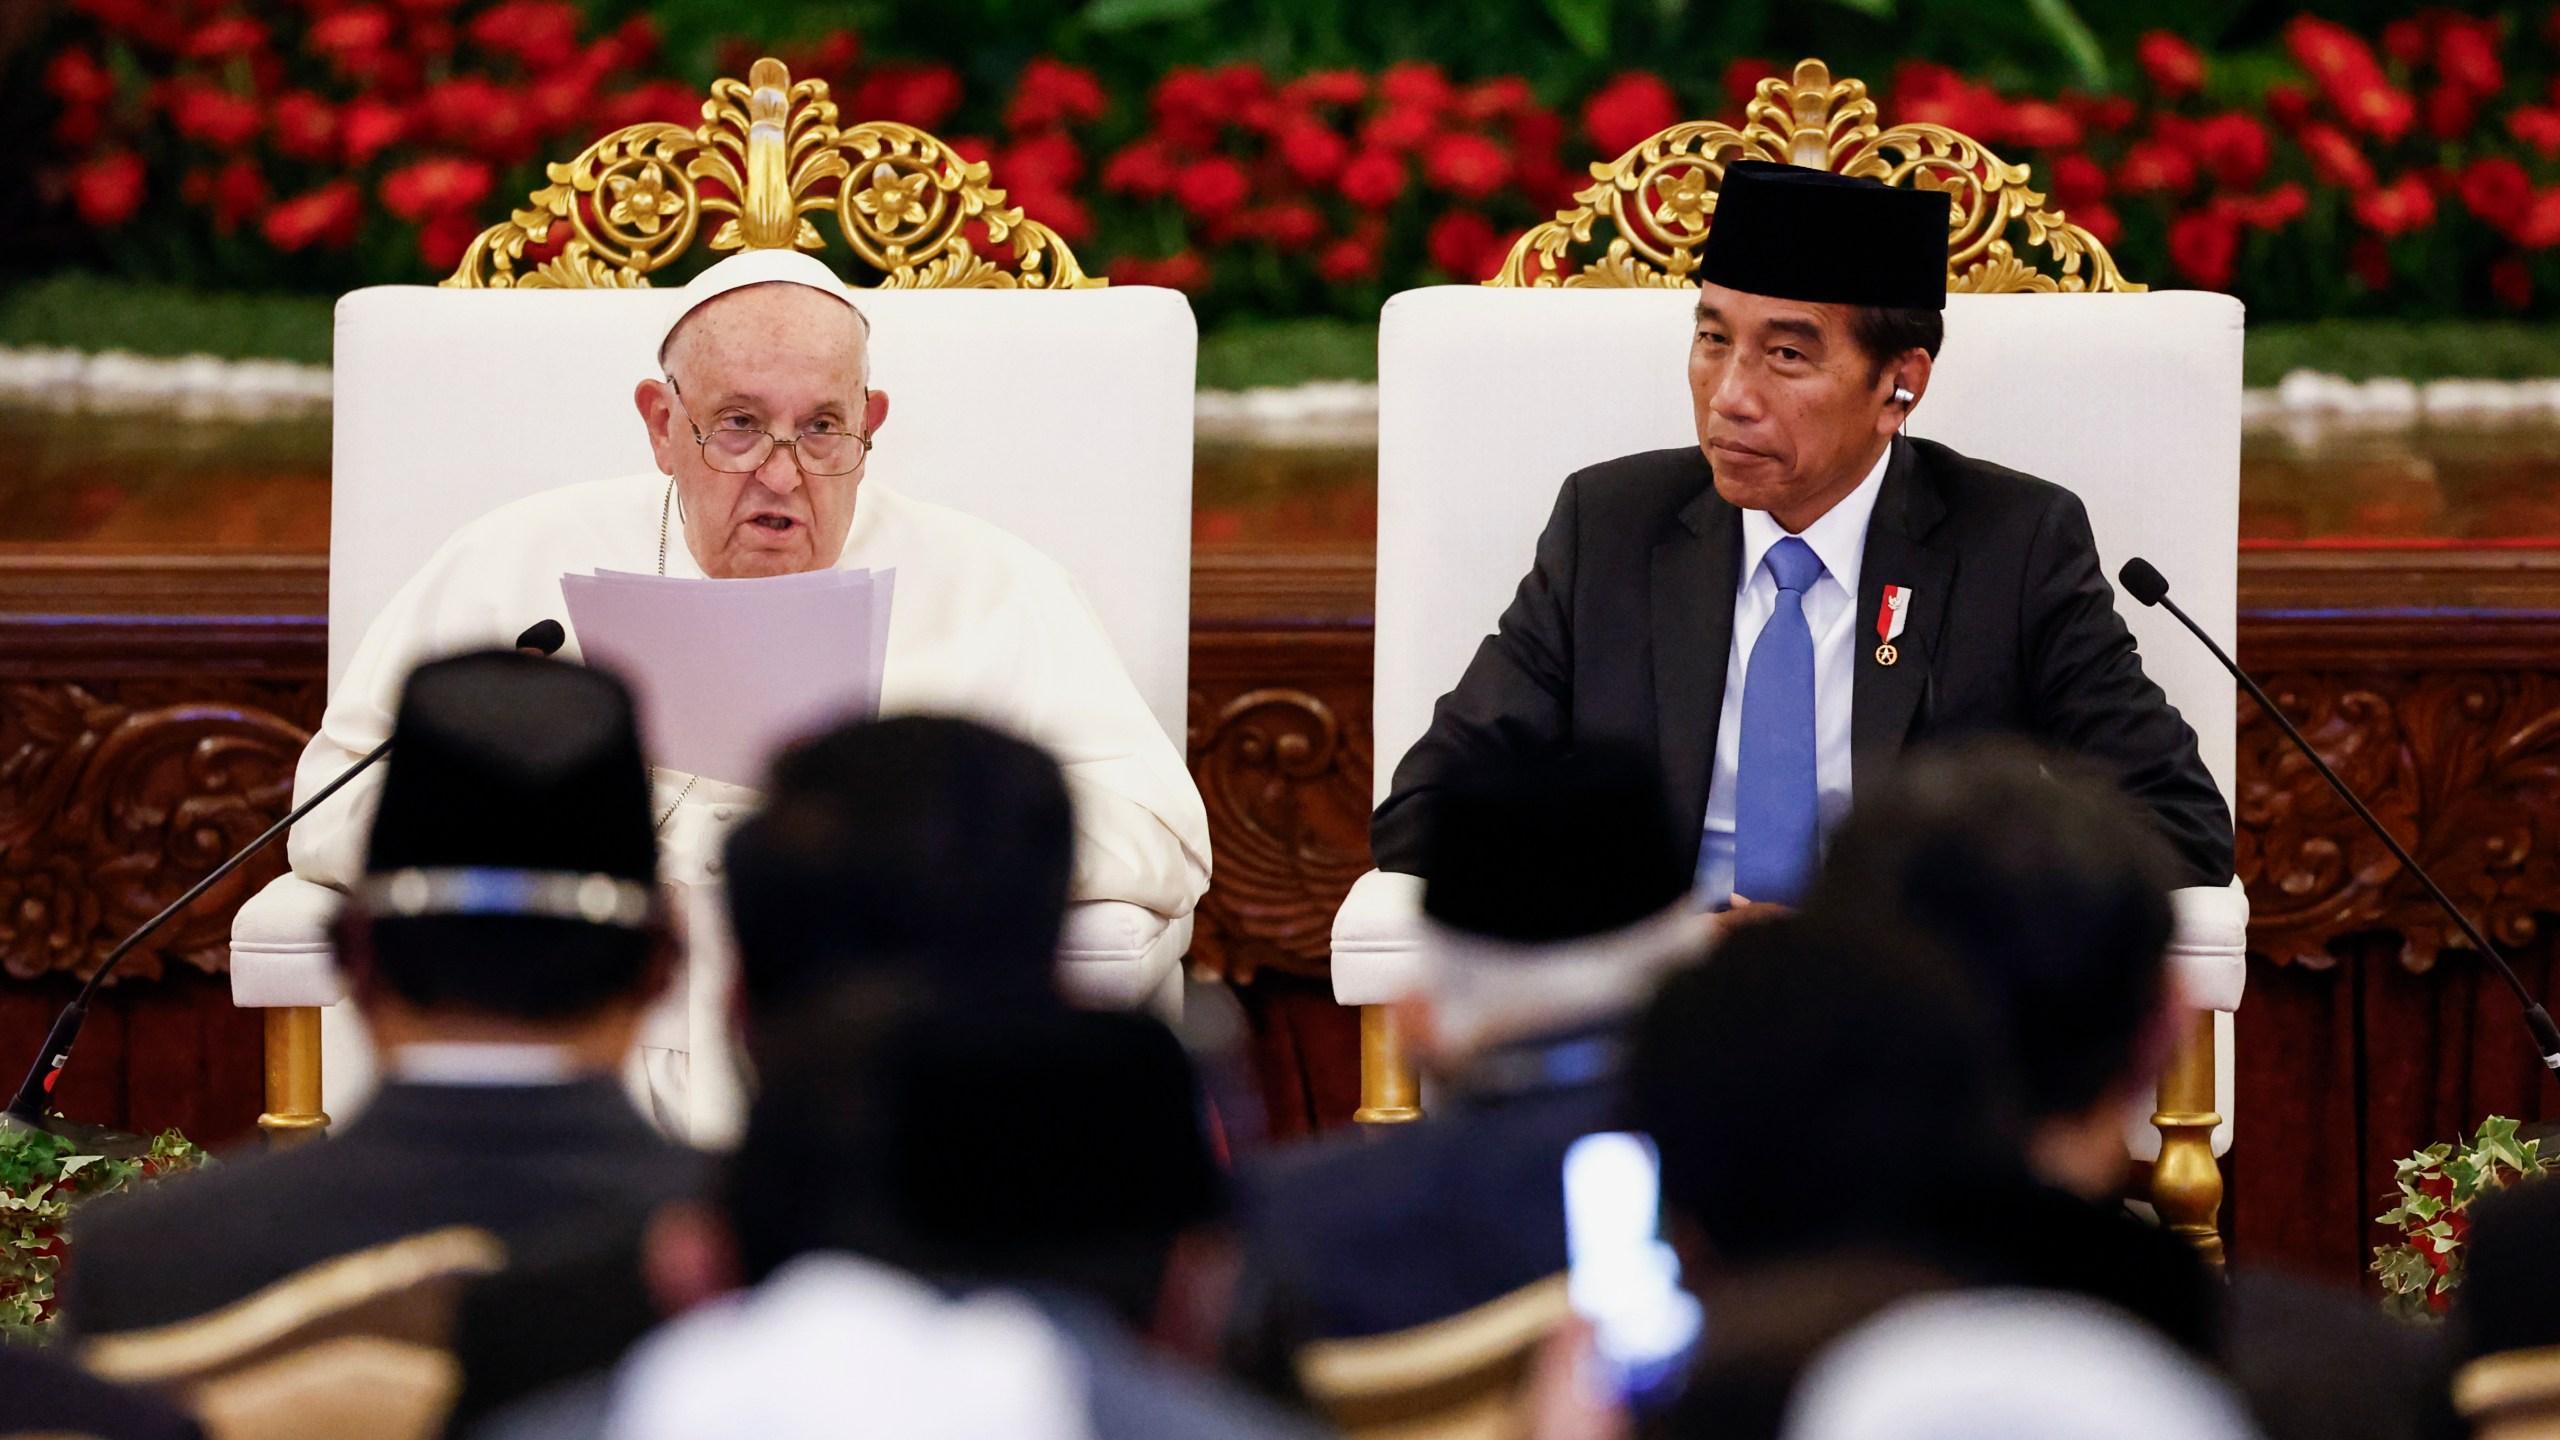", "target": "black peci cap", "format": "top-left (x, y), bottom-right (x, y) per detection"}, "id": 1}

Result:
top-left (1700, 160), bottom-right (1950, 311)
top-left (1418, 743), bottom-right (1690, 945)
